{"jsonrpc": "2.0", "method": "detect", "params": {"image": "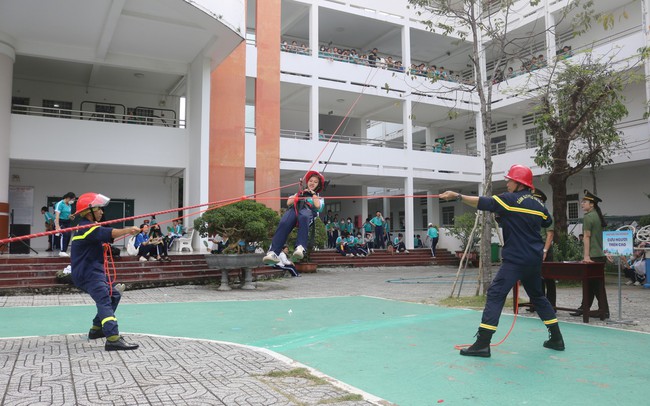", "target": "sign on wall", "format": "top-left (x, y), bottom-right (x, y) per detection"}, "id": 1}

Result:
top-left (9, 186), bottom-right (34, 225)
